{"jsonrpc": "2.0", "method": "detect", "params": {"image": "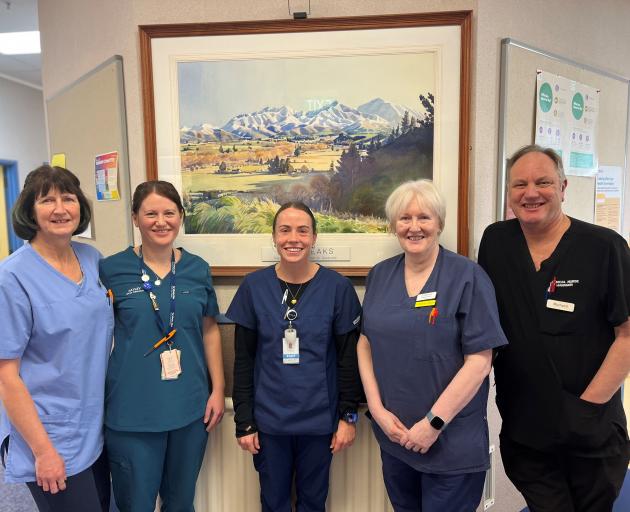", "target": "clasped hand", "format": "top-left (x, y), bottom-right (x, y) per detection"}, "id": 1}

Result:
top-left (402, 418), bottom-right (440, 453)
top-left (372, 409), bottom-right (439, 454)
